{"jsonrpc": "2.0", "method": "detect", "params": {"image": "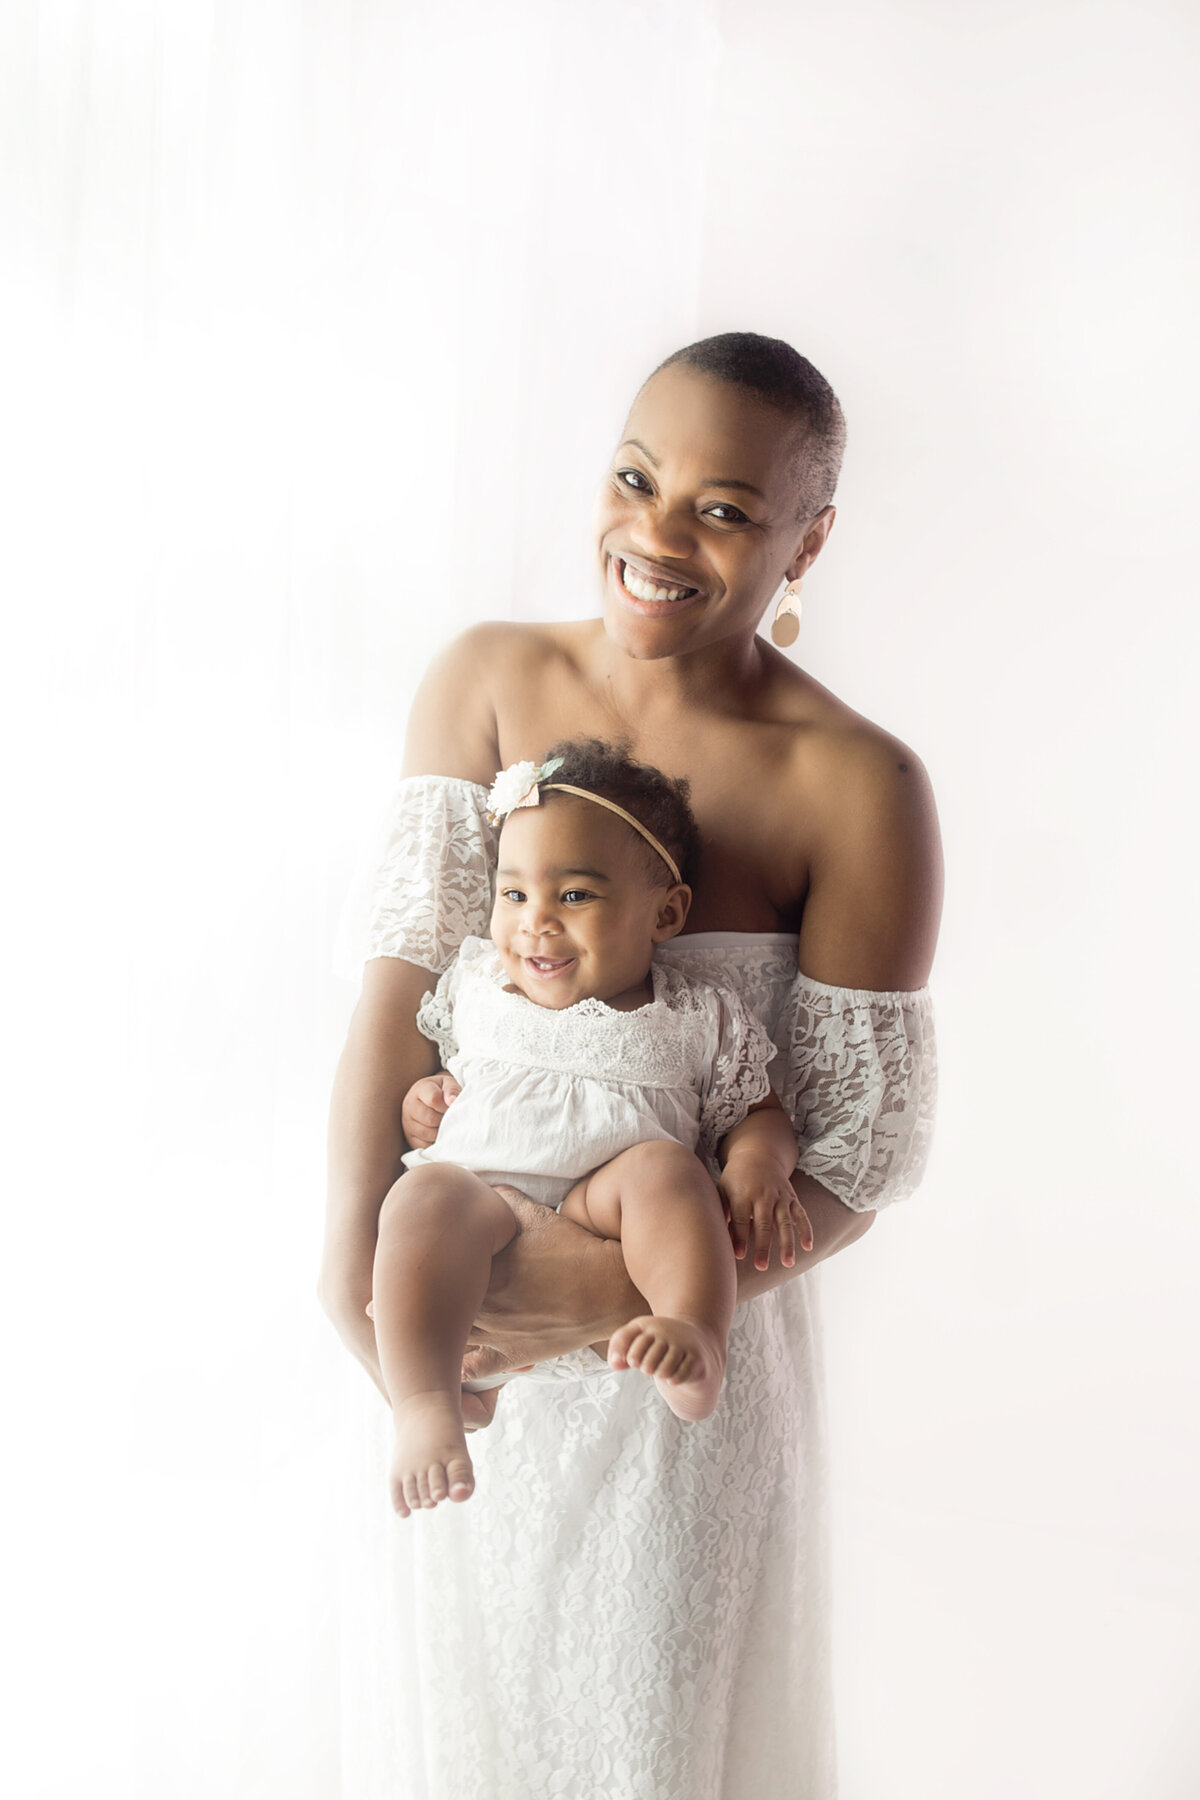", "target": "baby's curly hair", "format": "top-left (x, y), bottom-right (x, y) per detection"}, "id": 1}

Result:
top-left (535, 738), bottom-right (700, 889)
